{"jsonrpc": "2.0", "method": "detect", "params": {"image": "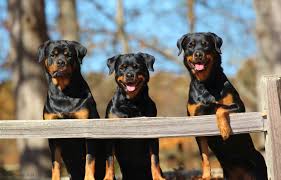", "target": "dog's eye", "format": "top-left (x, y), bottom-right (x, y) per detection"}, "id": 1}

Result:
top-left (50, 54), bottom-right (55, 58)
top-left (188, 42), bottom-right (195, 48)
top-left (132, 64), bottom-right (138, 69)
top-left (119, 65), bottom-right (127, 70)
top-left (64, 52), bottom-right (71, 57)
top-left (201, 41), bottom-right (208, 47)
